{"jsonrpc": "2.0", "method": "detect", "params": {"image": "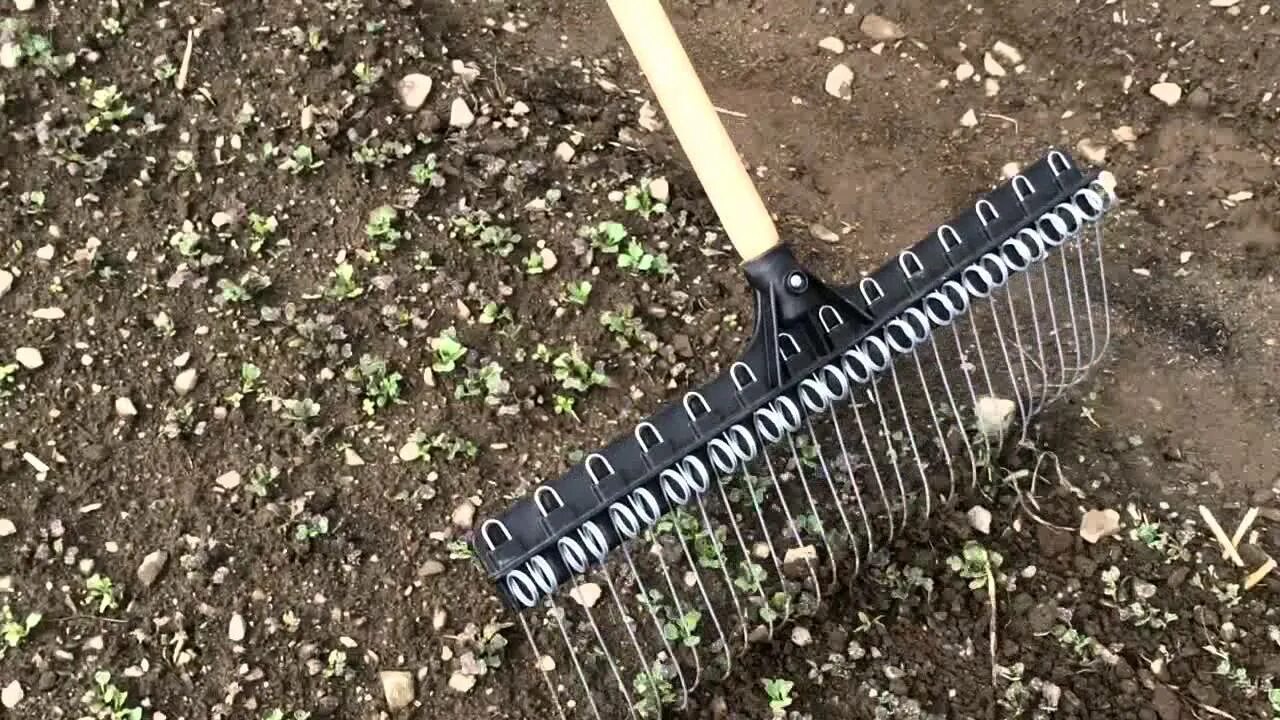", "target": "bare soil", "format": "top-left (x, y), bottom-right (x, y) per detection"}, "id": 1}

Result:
top-left (1, 1), bottom-right (1278, 719)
